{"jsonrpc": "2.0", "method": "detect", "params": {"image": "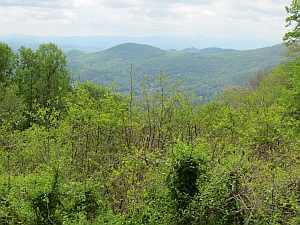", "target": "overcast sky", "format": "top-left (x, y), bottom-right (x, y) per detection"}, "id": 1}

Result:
top-left (0, 0), bottom-right (291, 48)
